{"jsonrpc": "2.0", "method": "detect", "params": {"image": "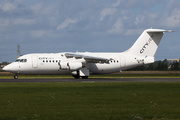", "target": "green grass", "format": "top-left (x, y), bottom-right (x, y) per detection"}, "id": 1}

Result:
top-left (0, 82), bottom-right (180, 120)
